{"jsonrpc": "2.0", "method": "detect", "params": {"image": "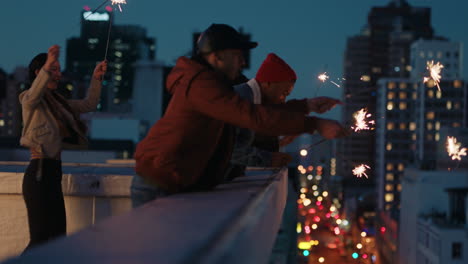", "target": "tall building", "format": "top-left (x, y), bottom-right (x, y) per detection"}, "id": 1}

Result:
top-left (339, 0), bottom-right (433, 181)
top-left (66, 10), bottom-right (156, 113)
top-left (0, 67), bottom-right (28, 137)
